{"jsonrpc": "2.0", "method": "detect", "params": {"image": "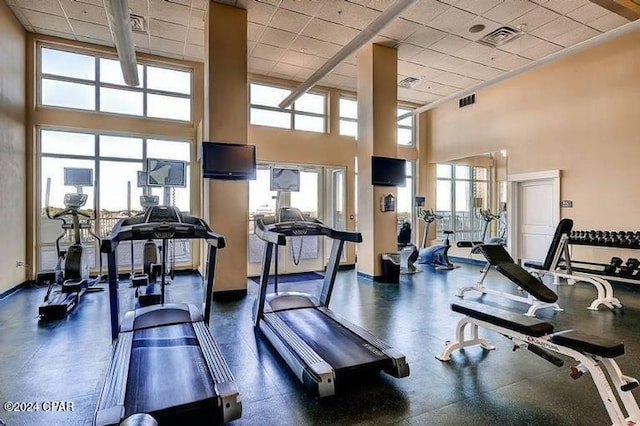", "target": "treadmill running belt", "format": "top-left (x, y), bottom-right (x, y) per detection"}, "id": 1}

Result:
top-left (125, 323), bottom-right (217, 417)
top-left (277, 308), bottom-right (388, 372)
